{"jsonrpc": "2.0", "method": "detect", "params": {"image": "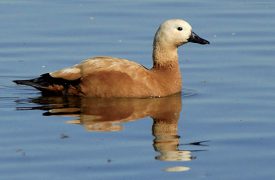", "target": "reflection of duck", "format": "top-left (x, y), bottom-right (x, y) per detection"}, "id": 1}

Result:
top-left (76, 93), bottom-right (182, 133)
top-left (17, 93), bottom-right (205, 167)
top-left (151, 99), bottom-right (194, 162)
top-left (153, 117), bottom-right (193, 162)
top-left (24, 93), bottom-right (182, 132)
